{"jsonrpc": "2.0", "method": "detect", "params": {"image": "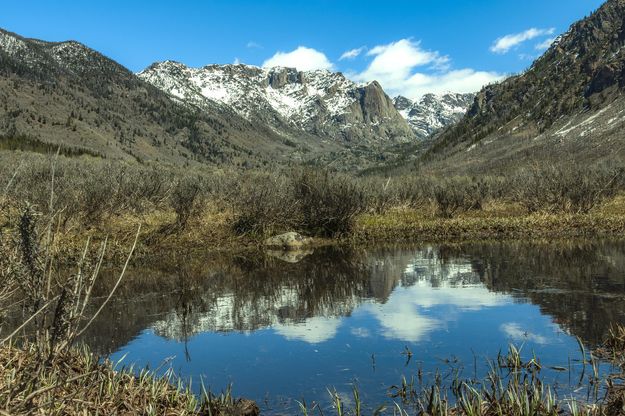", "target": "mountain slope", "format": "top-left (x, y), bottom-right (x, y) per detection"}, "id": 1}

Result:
top-left (419, 0), bottom-right (625, 173)
top-left (0, 29), bottom-right (316, 166)
top-left (138, 61), bottom-right (415, 145)
top-left (393, 93), bottom-right (474, 139)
